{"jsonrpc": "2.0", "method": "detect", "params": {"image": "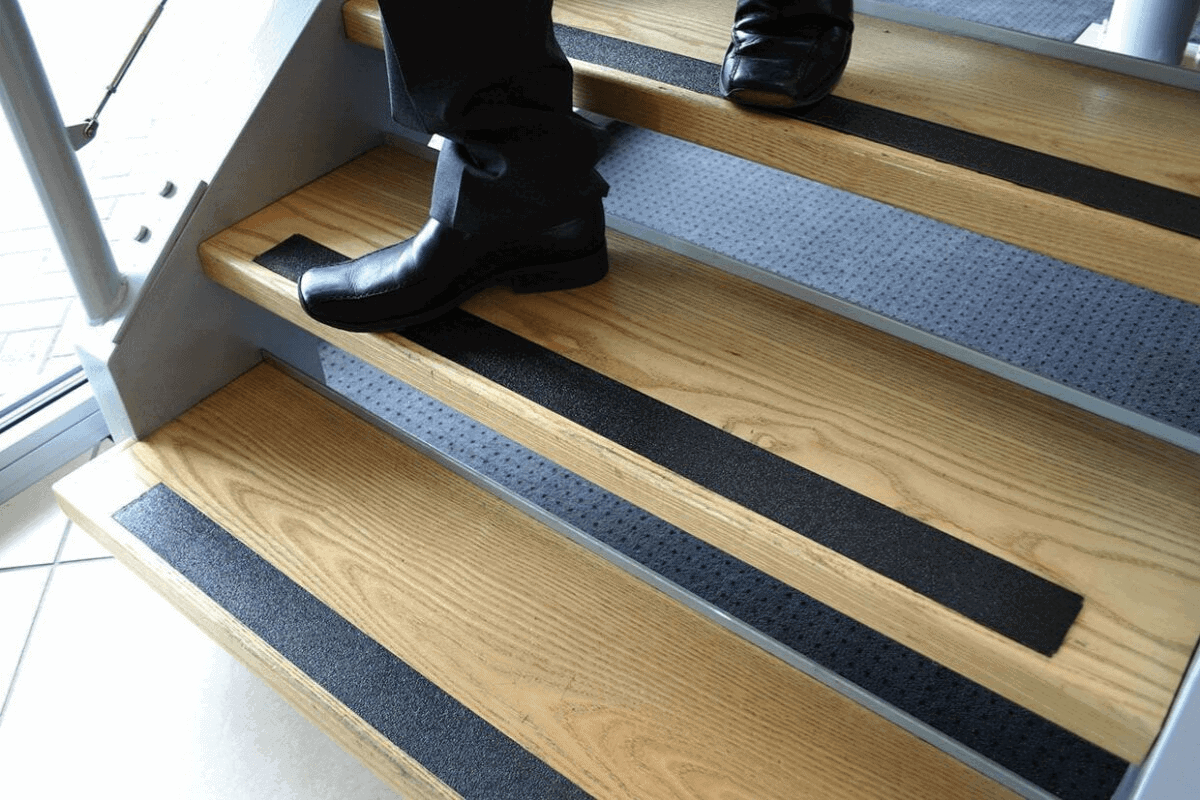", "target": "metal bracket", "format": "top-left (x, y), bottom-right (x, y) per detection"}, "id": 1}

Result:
top-left (67, 0), bottom-right (168, 150)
